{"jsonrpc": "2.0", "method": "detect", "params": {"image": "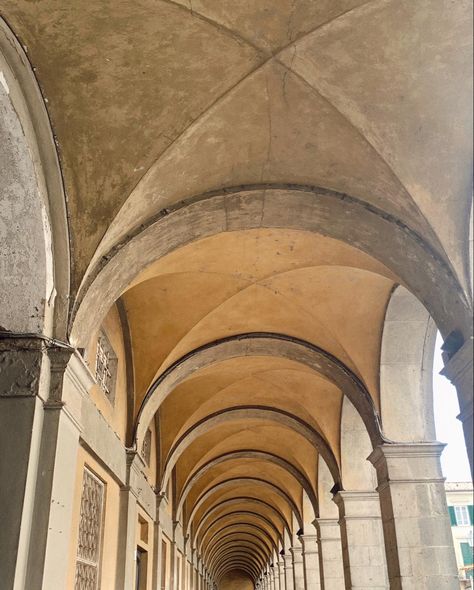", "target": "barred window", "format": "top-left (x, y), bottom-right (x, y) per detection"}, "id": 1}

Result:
top-left (74, 468), bottom-right (105, 590)
top-left (95, 330), bottom-right (118, 404)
